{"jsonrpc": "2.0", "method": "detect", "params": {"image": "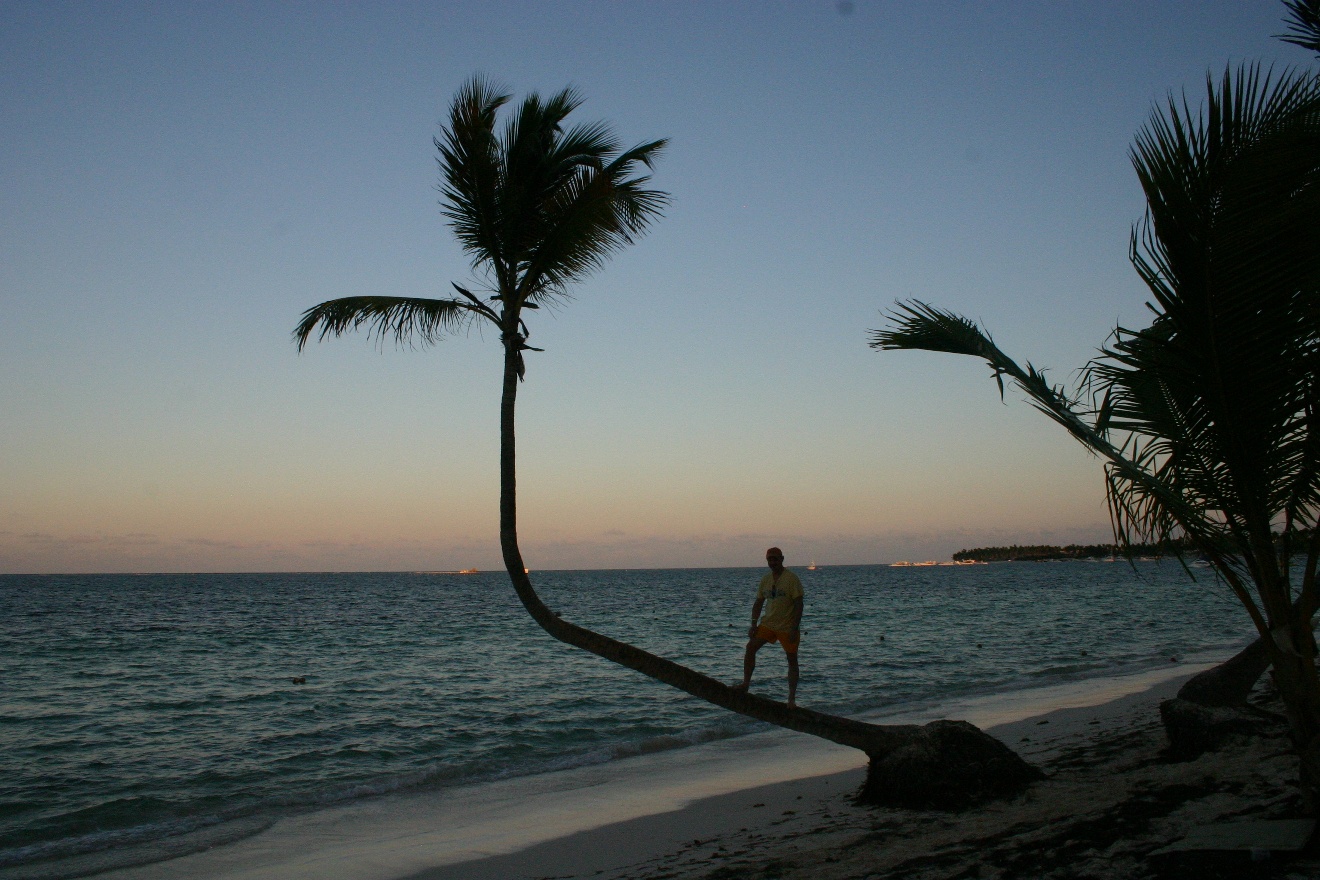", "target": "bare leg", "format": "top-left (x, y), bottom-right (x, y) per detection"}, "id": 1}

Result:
top-left (734, 638), bottom-right (767, 690)
top-left (786, 652), bottom-right (799, 708)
